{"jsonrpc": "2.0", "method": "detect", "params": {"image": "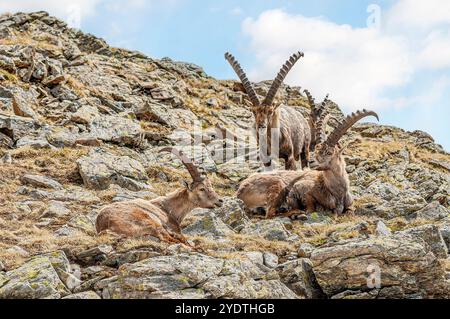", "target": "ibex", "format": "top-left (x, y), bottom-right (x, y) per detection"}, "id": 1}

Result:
top-left (266, 109), bottom-right (379, 218)
top-left (96, 147), bottom-right (223, 243)
top-left (225, 52), bottom-right (311, 170)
